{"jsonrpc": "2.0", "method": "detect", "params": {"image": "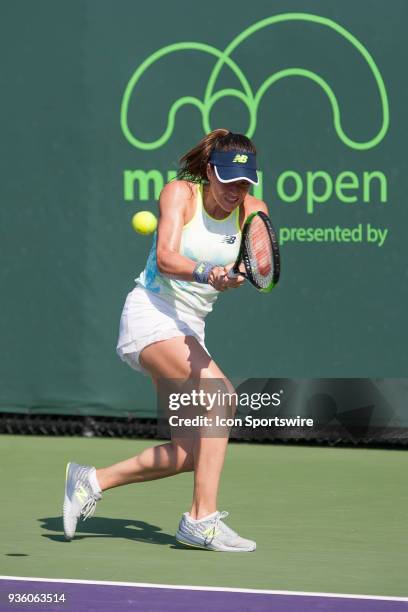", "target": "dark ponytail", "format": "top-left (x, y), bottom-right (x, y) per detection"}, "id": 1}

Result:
top-left (177, 129), bottom-right (257, 183)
